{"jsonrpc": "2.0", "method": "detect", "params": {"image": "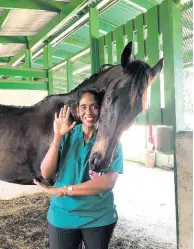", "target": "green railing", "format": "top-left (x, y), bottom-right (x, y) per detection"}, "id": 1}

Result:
top-left (0, 66), bottom-right (48, 90)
